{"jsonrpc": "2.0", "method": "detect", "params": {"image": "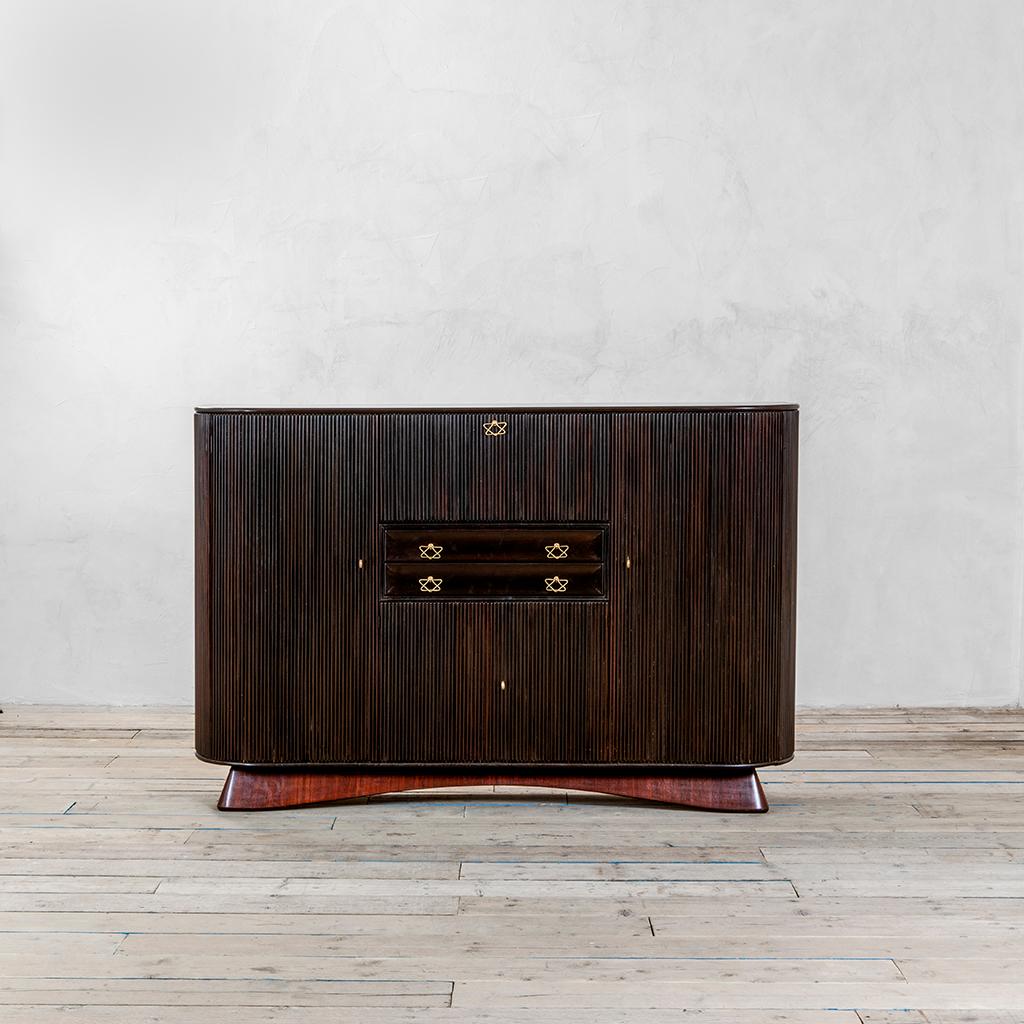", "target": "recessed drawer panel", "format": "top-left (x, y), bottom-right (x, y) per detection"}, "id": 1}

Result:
top-left (384, 527), bottom-right (604, 563)
top-left (384, 562), bottom-right (604, 599)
